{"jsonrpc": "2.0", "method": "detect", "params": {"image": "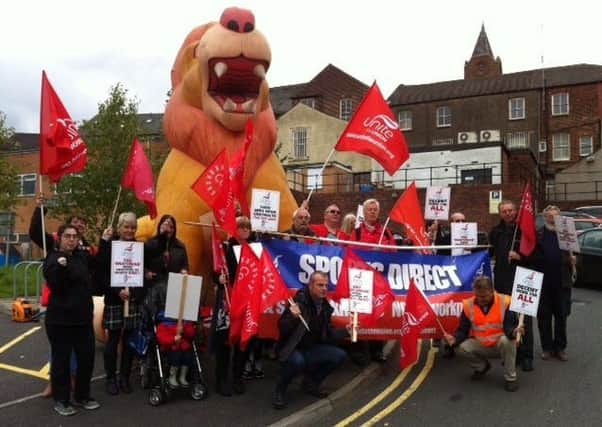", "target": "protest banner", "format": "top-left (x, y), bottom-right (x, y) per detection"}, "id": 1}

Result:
top-left (451, 222), bottom-right (478, 255)
top-left (165, 273), bottom-right (203, 322)
top-left (250, 188), bottom-right (280, 232)
top-left (110, 241), bottom-right (144, 317)
top-left (424, 186), bottom-right (451, 221)
top-left (489, 190), bottom-right (502, 214)
top-left (349, 268), bottom-right (374, 315)
top-left (554, 215), bottom-right (581, 253)
top-left (260, 239), bottom-right (491, 340)
top-left (510, 266), bottom-right (543, 318)
top-left (355, 204), bottom-right (364, 228)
